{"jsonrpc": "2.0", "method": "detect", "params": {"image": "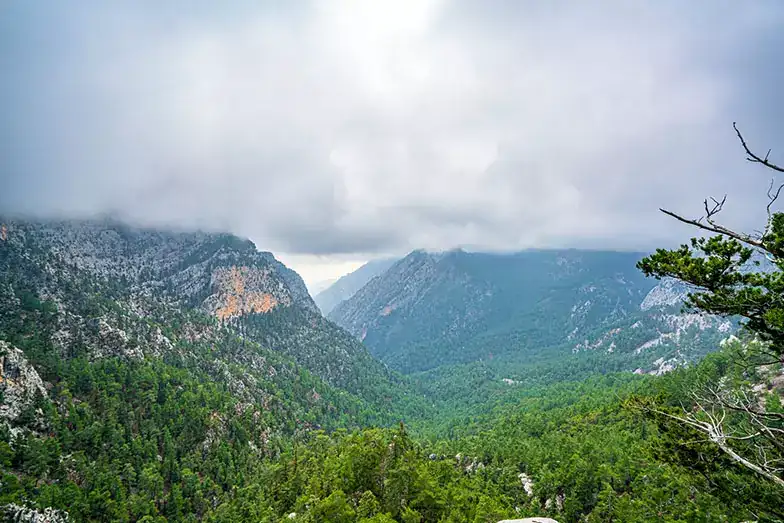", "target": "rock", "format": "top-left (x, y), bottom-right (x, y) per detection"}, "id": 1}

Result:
top-left (86, 318), bottom-right (143, 359)
top-left (640, 278), bottom-right (688, 311)
top-left (0, 342), bottom-right (48, 426)
top-left (2, 503), bottom-right (70, 522)
top-left (518, 473), bottom-right (535, 497)
top-left (544, 494), bottom-right (564, 512)
top-left (204, 266), bottom-right (293, 320)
